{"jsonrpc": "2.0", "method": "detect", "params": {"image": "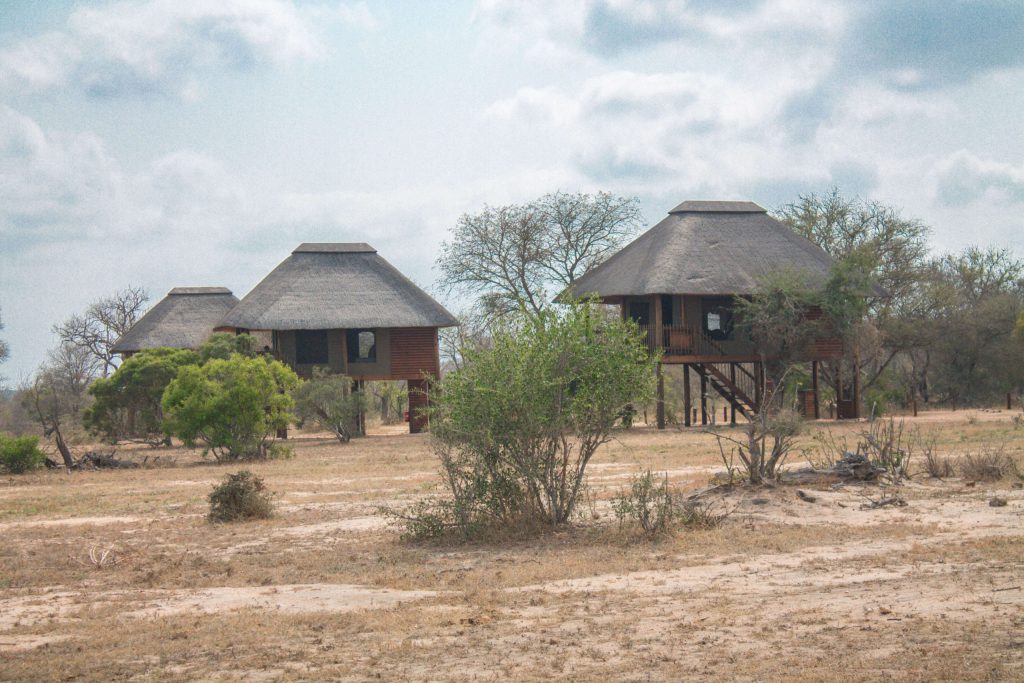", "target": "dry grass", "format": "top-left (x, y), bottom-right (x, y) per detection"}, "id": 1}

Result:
top-left (1, 411), bottom-right (1022, 681)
